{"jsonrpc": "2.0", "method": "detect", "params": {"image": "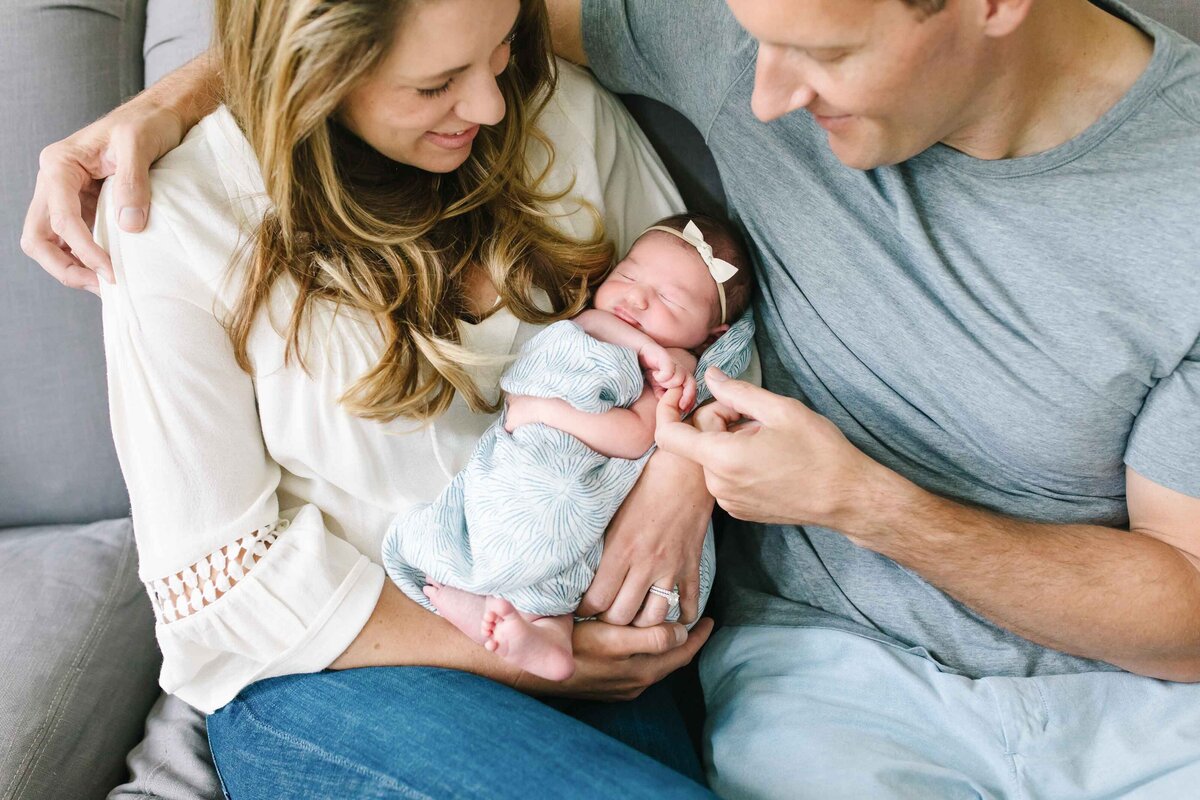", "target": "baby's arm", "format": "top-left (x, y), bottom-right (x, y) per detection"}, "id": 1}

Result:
top-left (504, 387), bottom-right (658, 460)
top-left (573, 308), bottom-right (657, 351)
top-left (573, 310), bottom-right (697, 410)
